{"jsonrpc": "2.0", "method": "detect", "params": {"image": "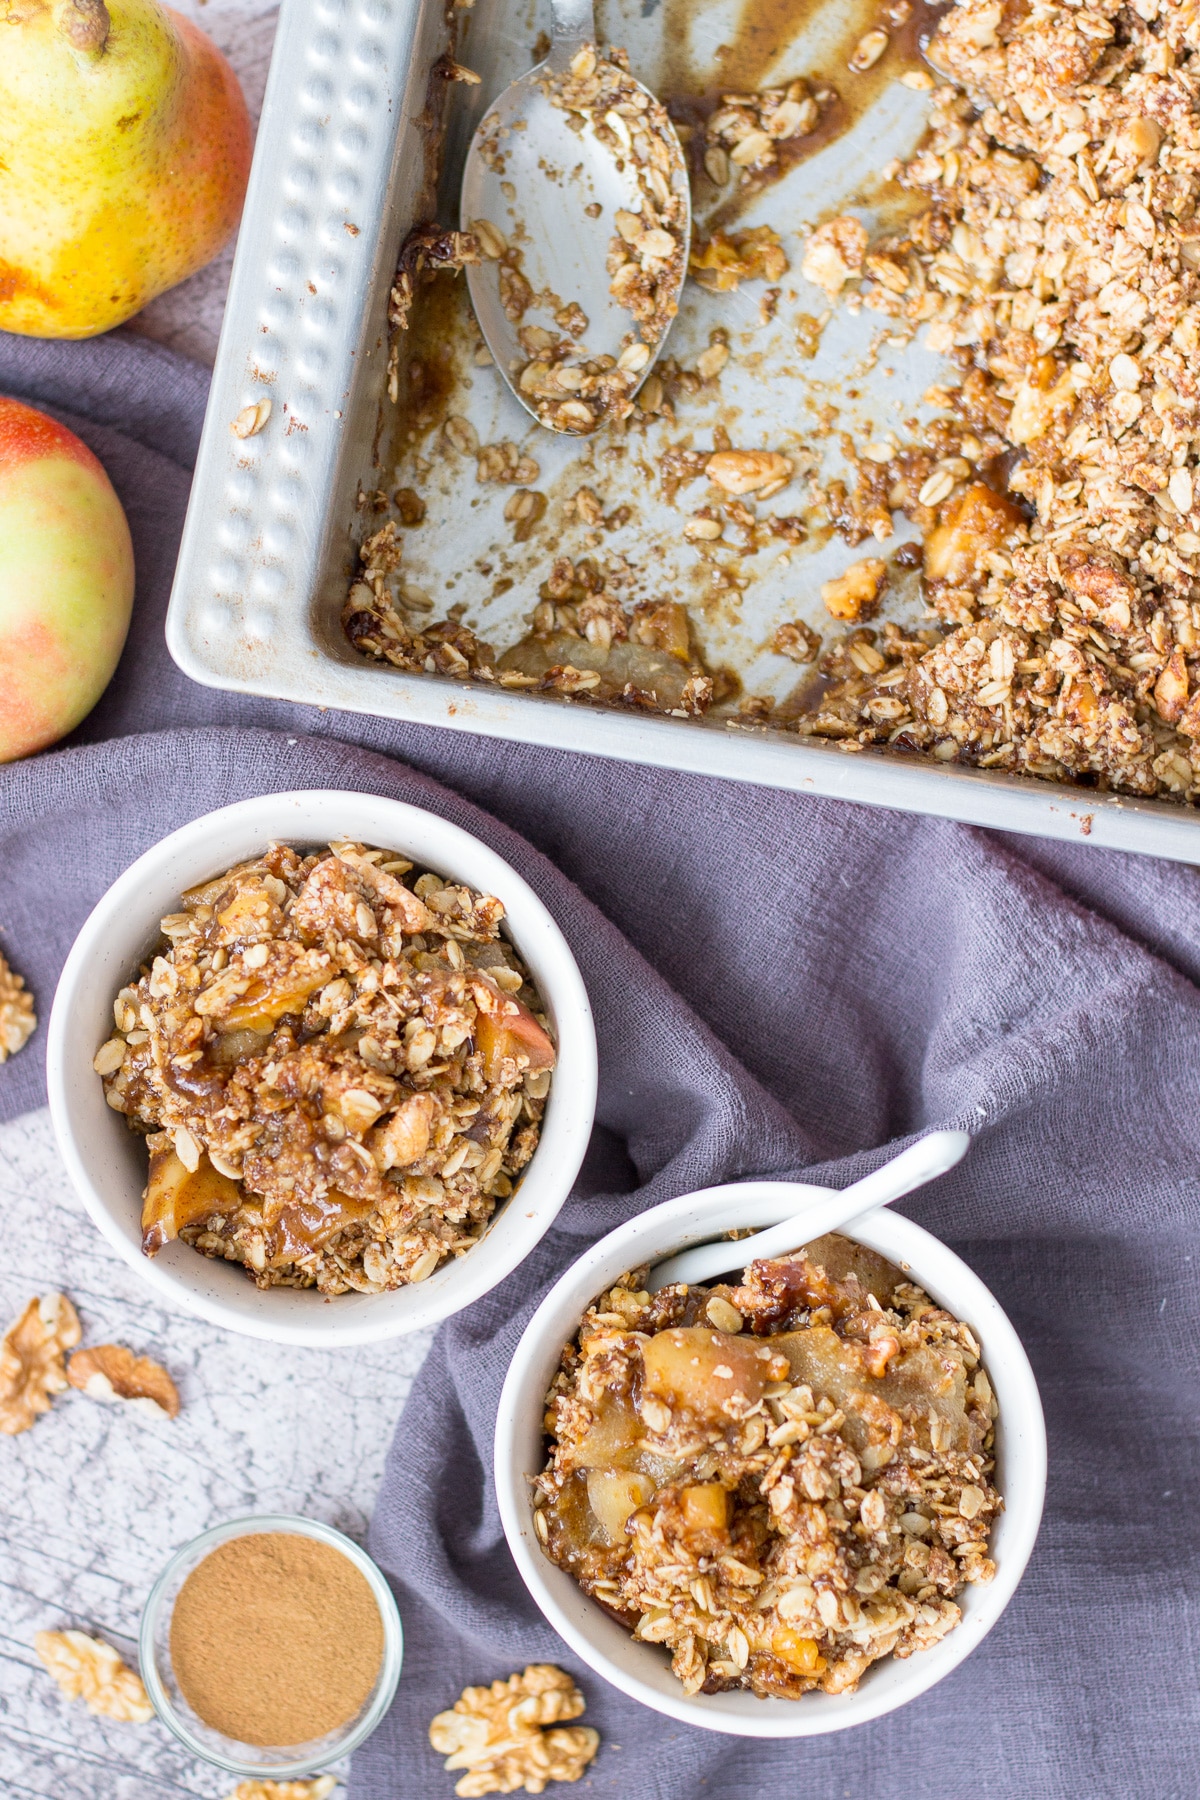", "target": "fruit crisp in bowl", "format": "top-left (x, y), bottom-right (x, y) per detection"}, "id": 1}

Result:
top-left (95, 840), bottom-right (555, 1294)
top-left (533, 1233), bottom-right (1000, 1701)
